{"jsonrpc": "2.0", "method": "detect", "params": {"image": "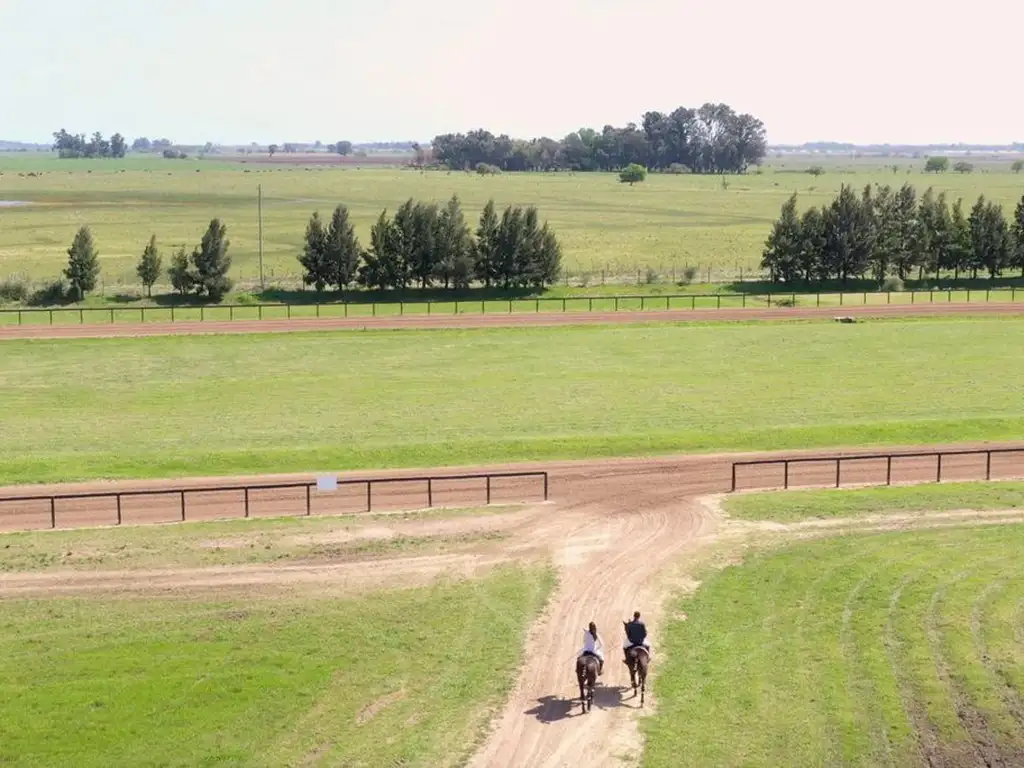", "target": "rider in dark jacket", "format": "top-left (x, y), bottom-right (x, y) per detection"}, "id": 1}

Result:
top-left (623, 611), bottom-right (649, 663)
